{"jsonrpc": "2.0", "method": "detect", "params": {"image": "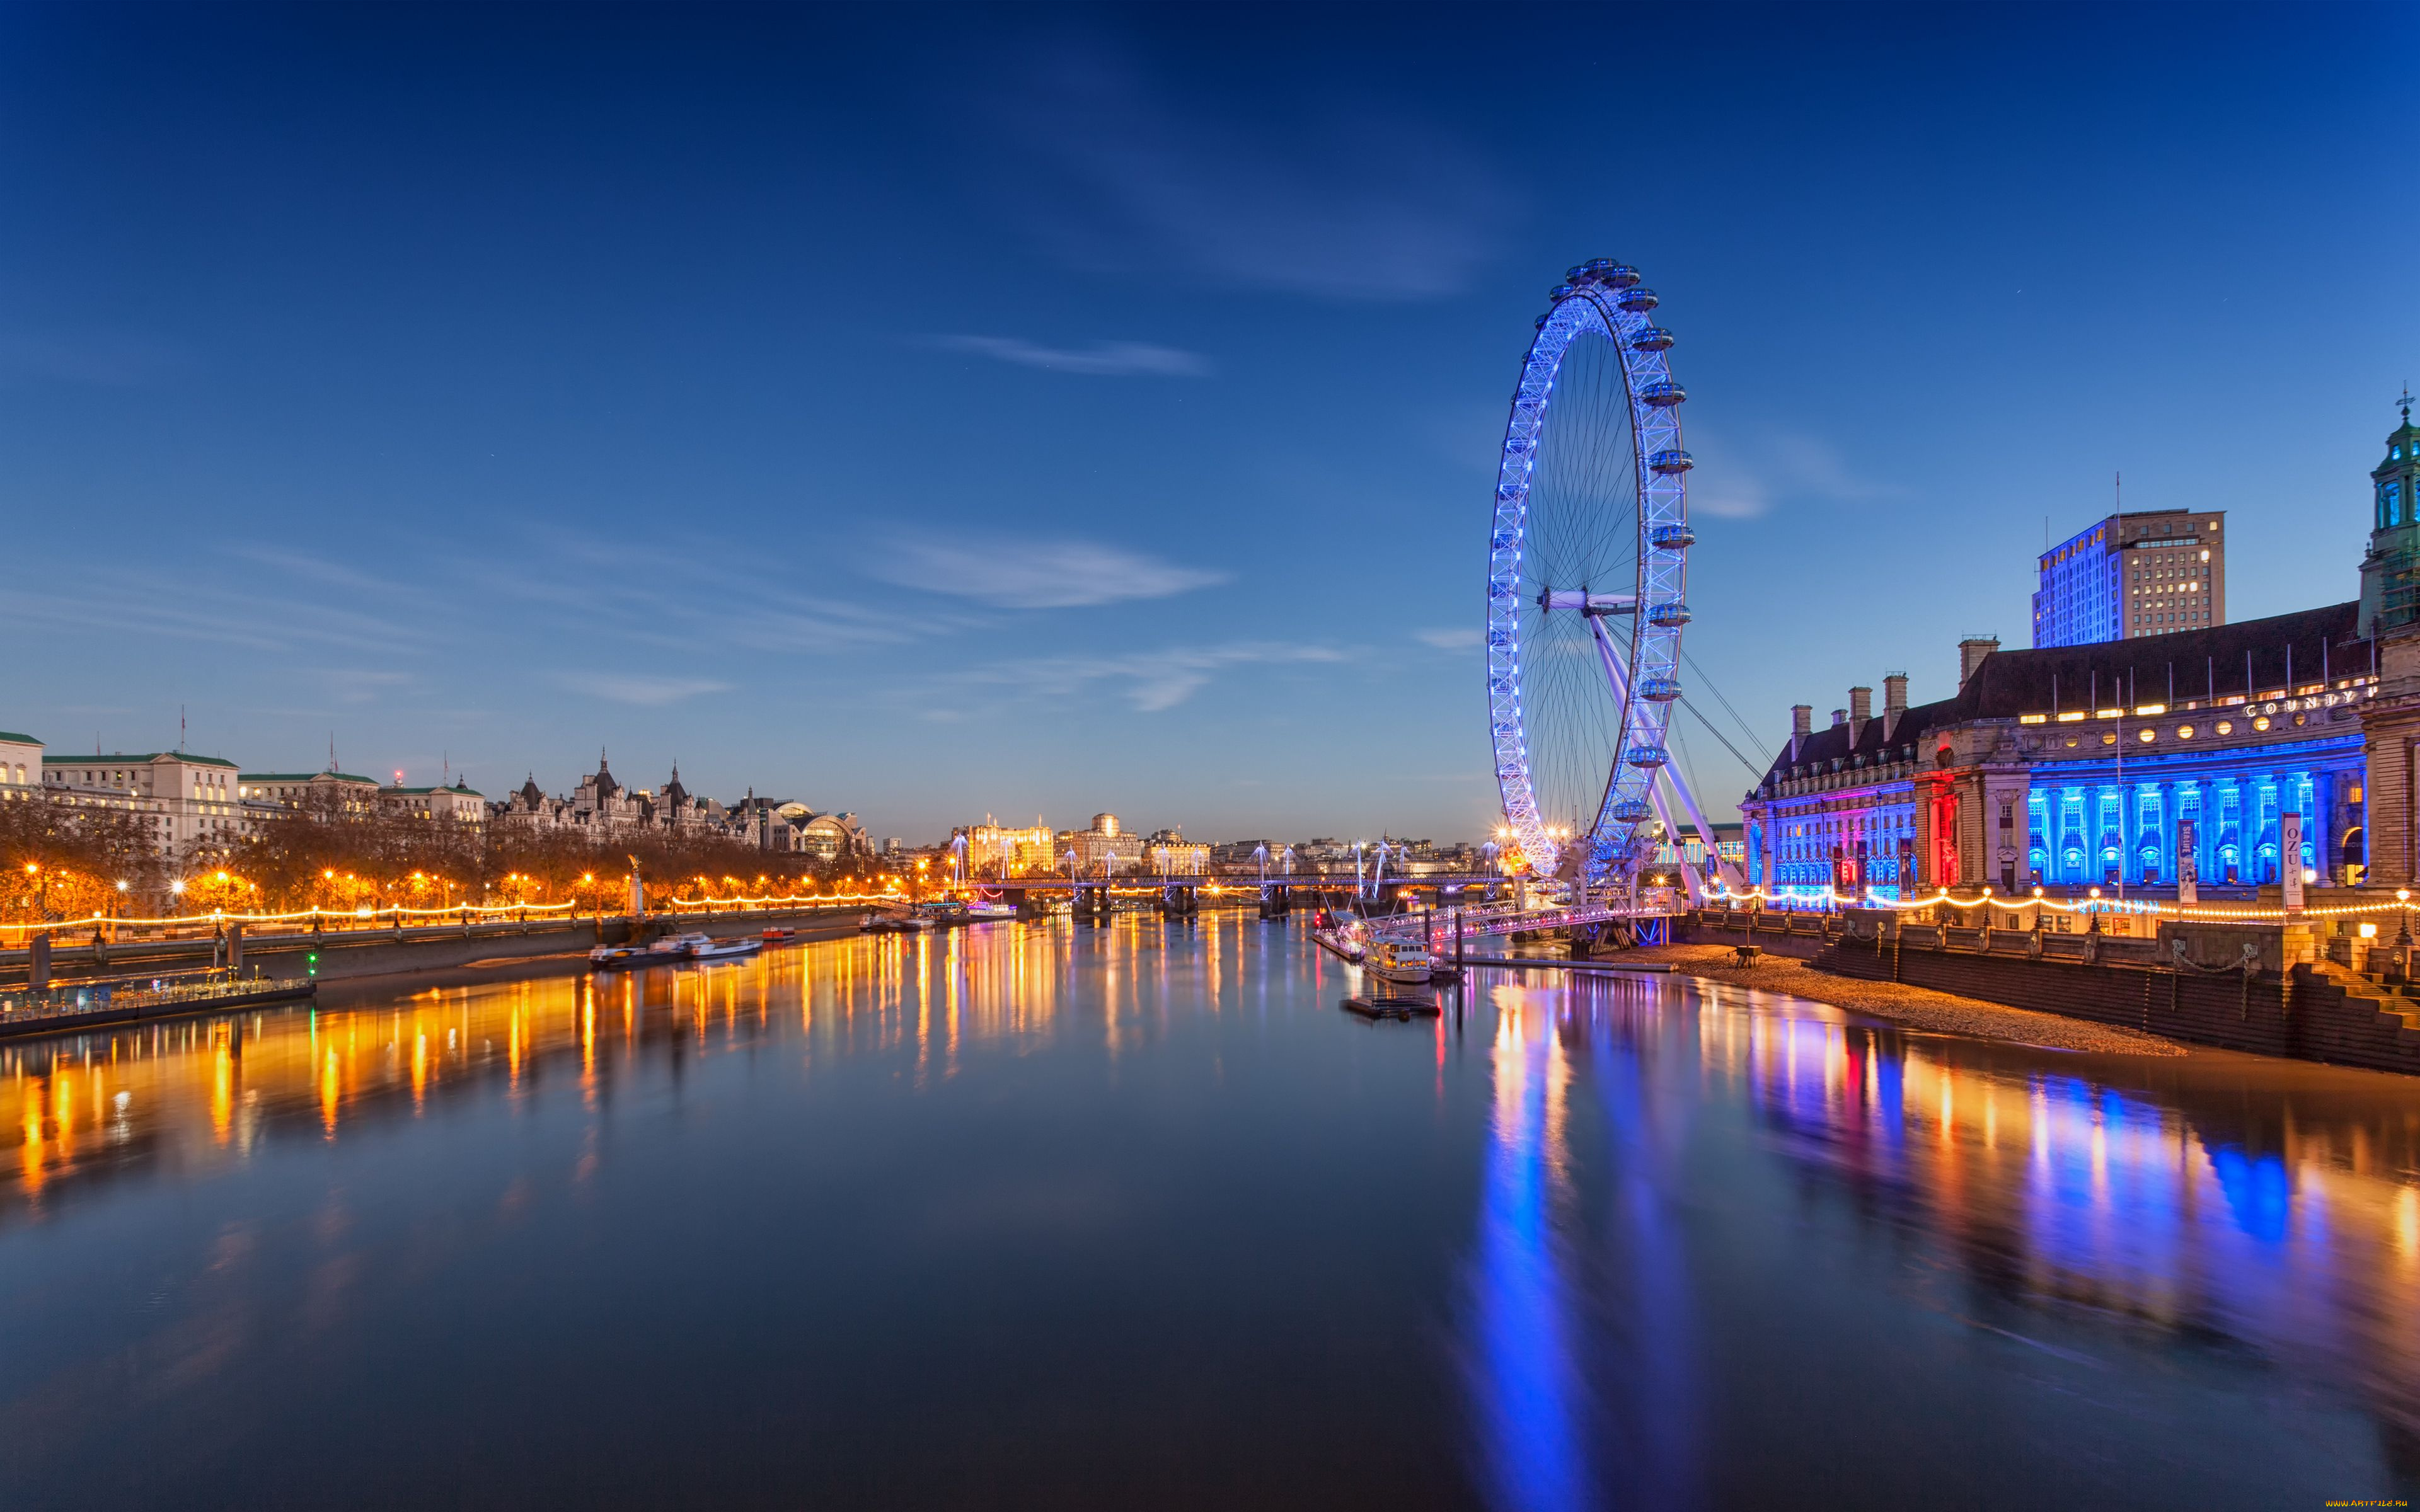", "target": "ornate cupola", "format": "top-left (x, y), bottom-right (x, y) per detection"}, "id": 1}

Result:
top-left (2357, 387), bottom-right (2420, 639)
